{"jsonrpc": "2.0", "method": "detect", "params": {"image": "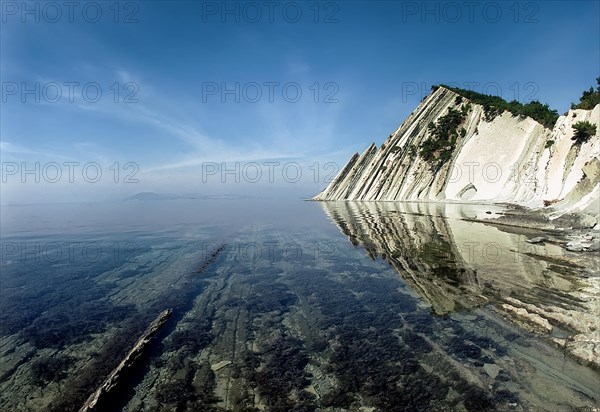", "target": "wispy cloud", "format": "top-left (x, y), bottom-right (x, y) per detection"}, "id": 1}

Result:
top-left (0, 141), bottom-right (76, 161)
